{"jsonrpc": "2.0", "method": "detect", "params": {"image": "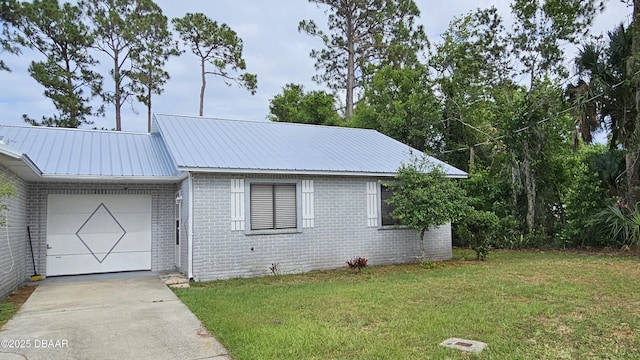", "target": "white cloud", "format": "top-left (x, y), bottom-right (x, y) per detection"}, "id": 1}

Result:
top-left (0, 0), bottom-right (631, 132)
